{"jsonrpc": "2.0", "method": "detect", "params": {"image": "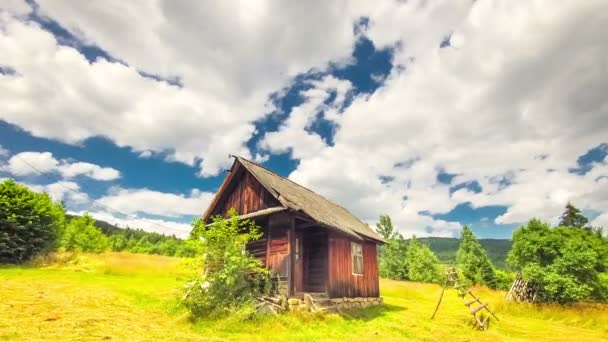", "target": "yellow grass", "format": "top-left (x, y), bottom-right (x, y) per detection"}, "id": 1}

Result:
top-left (1, 252), bottom-right (607, 341)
